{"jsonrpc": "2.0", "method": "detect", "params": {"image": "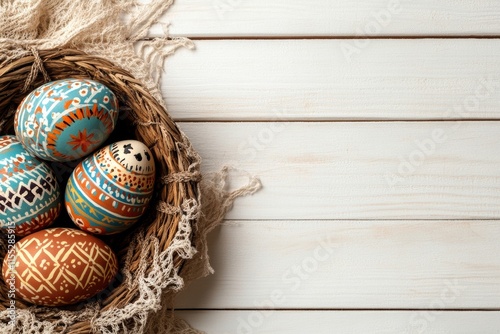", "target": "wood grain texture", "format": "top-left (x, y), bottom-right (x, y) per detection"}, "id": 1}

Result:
top-left (149, 0), bottom-right (500, 38)
top-left (179, 122), bottom-right (500, 220)
top-left (143, 1), bottom-right (500, 328)
top-left (163, 40), bottom-right (500, 121)
top-left (176, 220), bottom-right (500, 309)
top-left (177, 310), bottom-right (500, 334)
